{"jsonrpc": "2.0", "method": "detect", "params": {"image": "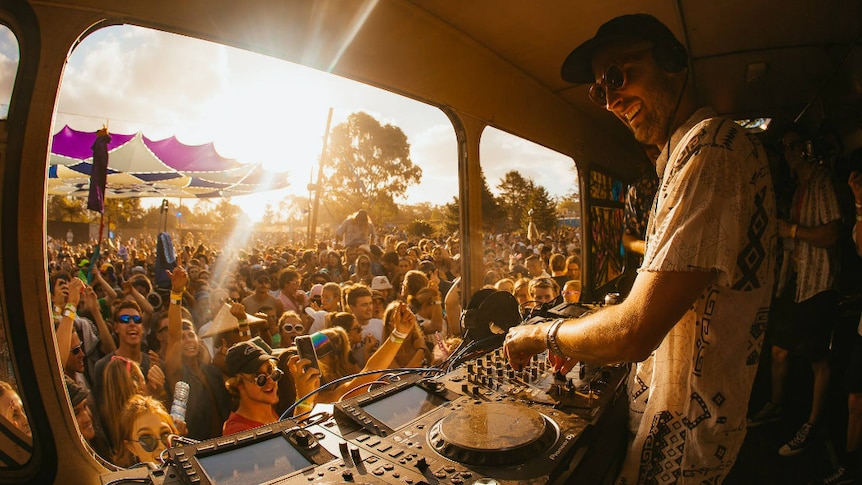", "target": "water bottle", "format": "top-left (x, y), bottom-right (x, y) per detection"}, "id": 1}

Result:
top-left (170, 381), bottom-right (190, 424)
